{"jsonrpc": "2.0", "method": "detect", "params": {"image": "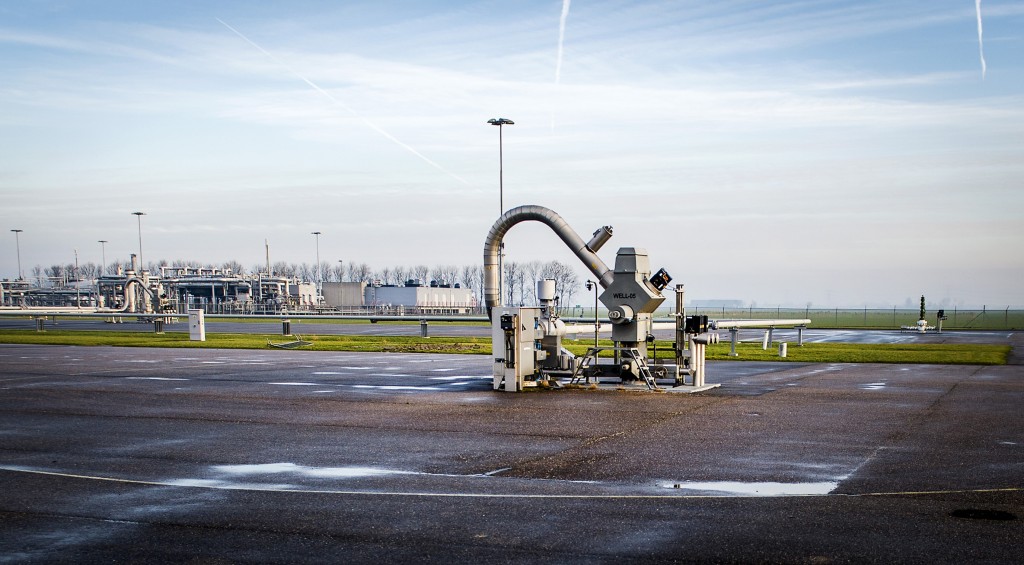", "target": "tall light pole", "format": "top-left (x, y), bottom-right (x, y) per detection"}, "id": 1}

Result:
top-left (74, 248), bottom-right (80, 308)
top-left (487, 118), bottom-right (514, 214)
top-left (131, 212), bottom-right (145, 272)
top-left (10, 229), bottom-right (23, 280)
top-left (98, 240), bottom-right (108, 276)
top-left (487, 118), bottom-right (514, 307)
top-left (311, 231), bottom-right (322, 303)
